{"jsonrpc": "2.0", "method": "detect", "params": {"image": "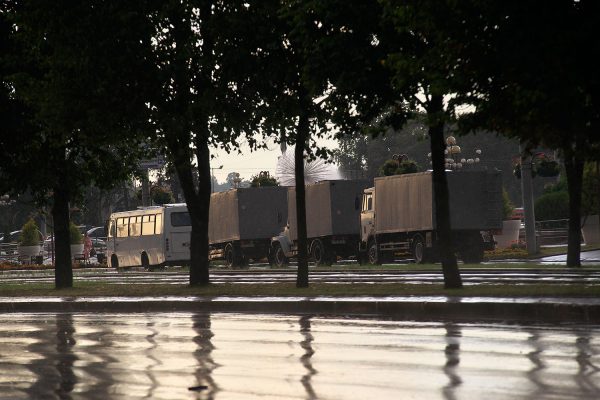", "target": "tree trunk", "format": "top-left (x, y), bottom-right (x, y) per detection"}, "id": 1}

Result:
top-left (169, 138), bottom-right (211, 286)
top-left (165, 1), bottom-right (211, 286)
top-left (428, 95), bottom-right (462, 289)
top-left (191, 138), bottom-right (212, 285)
top-left (295, 108), bottom-right (310, 288)
top-left (564, 146), bottom-right (584, 268)
top-left (52, 178), bottom-right (73, 289)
